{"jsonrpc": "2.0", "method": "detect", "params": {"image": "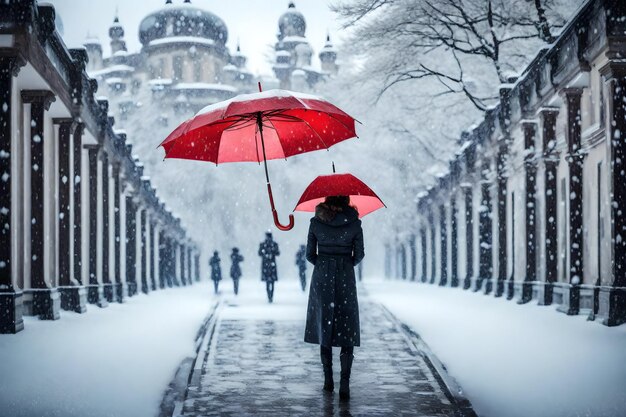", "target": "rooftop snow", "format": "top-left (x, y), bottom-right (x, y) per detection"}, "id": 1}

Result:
top-left (282, 36), bottom-right (308, 43)
top-left (172, 83), bottom-right (238, 92)
top-left (148, 36), bottom-right (216, 47)
top-left (88, 65), bottom-right (134, 77)
top-left (147, 78), bottom-right (173, 85)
